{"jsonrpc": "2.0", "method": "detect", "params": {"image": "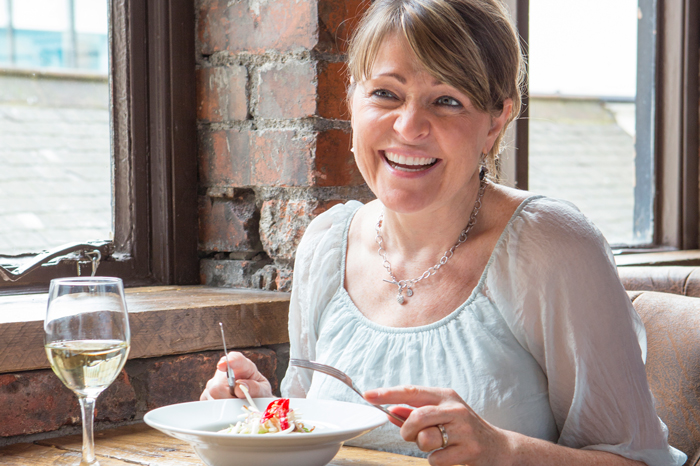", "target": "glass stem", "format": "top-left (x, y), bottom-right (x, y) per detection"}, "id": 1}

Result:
top-left (78, 396), bottom-right (98, 465)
